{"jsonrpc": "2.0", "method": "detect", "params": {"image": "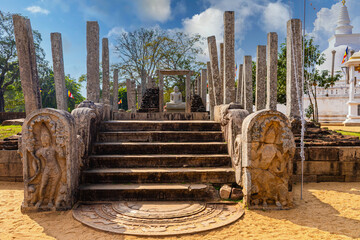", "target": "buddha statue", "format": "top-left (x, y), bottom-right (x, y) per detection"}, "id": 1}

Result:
top-left (165, 86), bottom-right (186, 112)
